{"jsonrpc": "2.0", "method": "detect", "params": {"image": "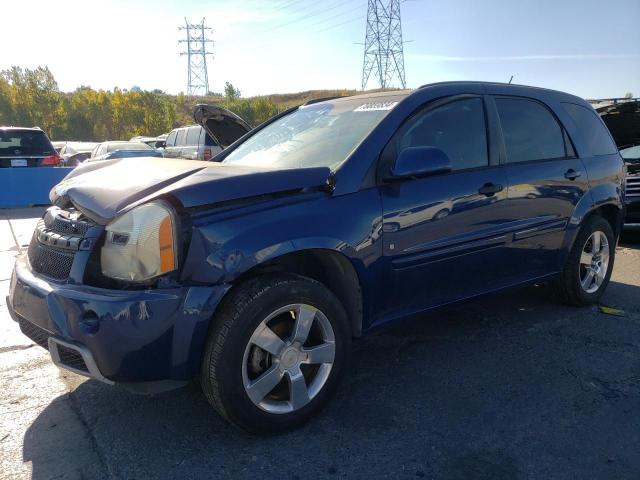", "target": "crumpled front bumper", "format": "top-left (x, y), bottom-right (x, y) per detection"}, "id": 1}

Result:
top-left (7, 254), bottom-right (230, 390)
